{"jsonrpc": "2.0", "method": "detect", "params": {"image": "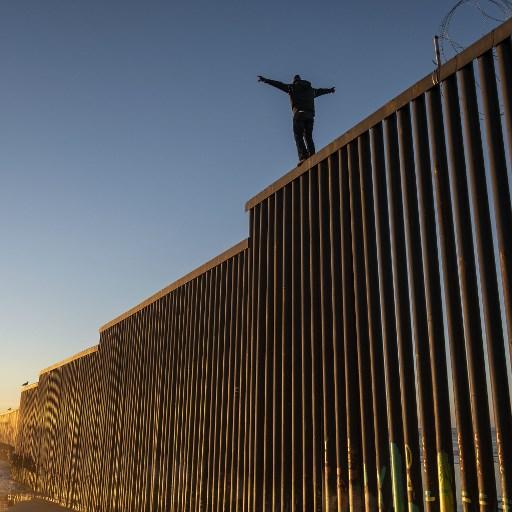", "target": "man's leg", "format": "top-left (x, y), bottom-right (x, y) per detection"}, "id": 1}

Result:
top-left (293, 117), bottom-right (308, 161)
top-left (304, 118), bottom-right (315, 157)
